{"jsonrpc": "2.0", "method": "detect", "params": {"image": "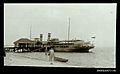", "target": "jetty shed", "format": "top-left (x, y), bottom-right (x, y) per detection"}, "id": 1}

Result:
top-left (13, 38), bottom-right (34, 48)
